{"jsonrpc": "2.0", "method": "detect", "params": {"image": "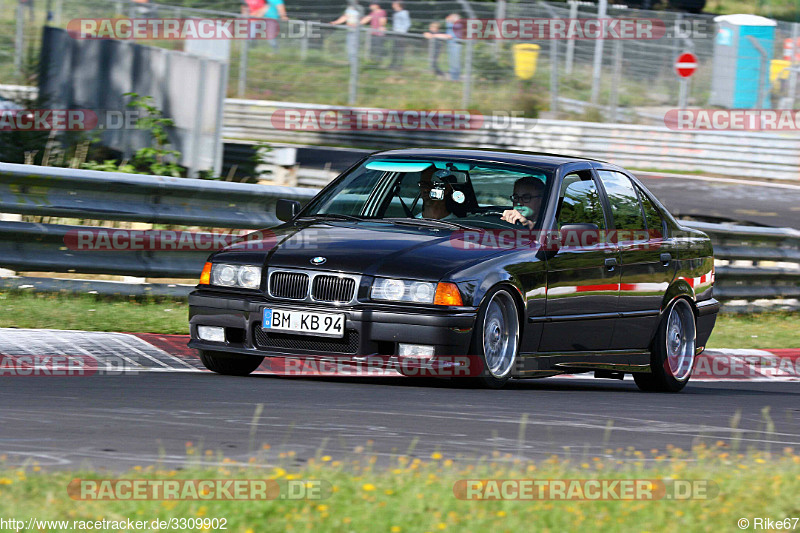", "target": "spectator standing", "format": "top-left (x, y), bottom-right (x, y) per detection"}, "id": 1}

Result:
top-left (360, 3), bottom-right (387, 62)
top-left (445, 13), bottom-right (463, 81)
top-left (423, 22), bottom-right (447, 78)
top-left (389, 1), bottom-right (410, 69)
top-left (331, 0), bottom-right (364, 65)
top-left (264, 0), bottom-right (289, 50)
